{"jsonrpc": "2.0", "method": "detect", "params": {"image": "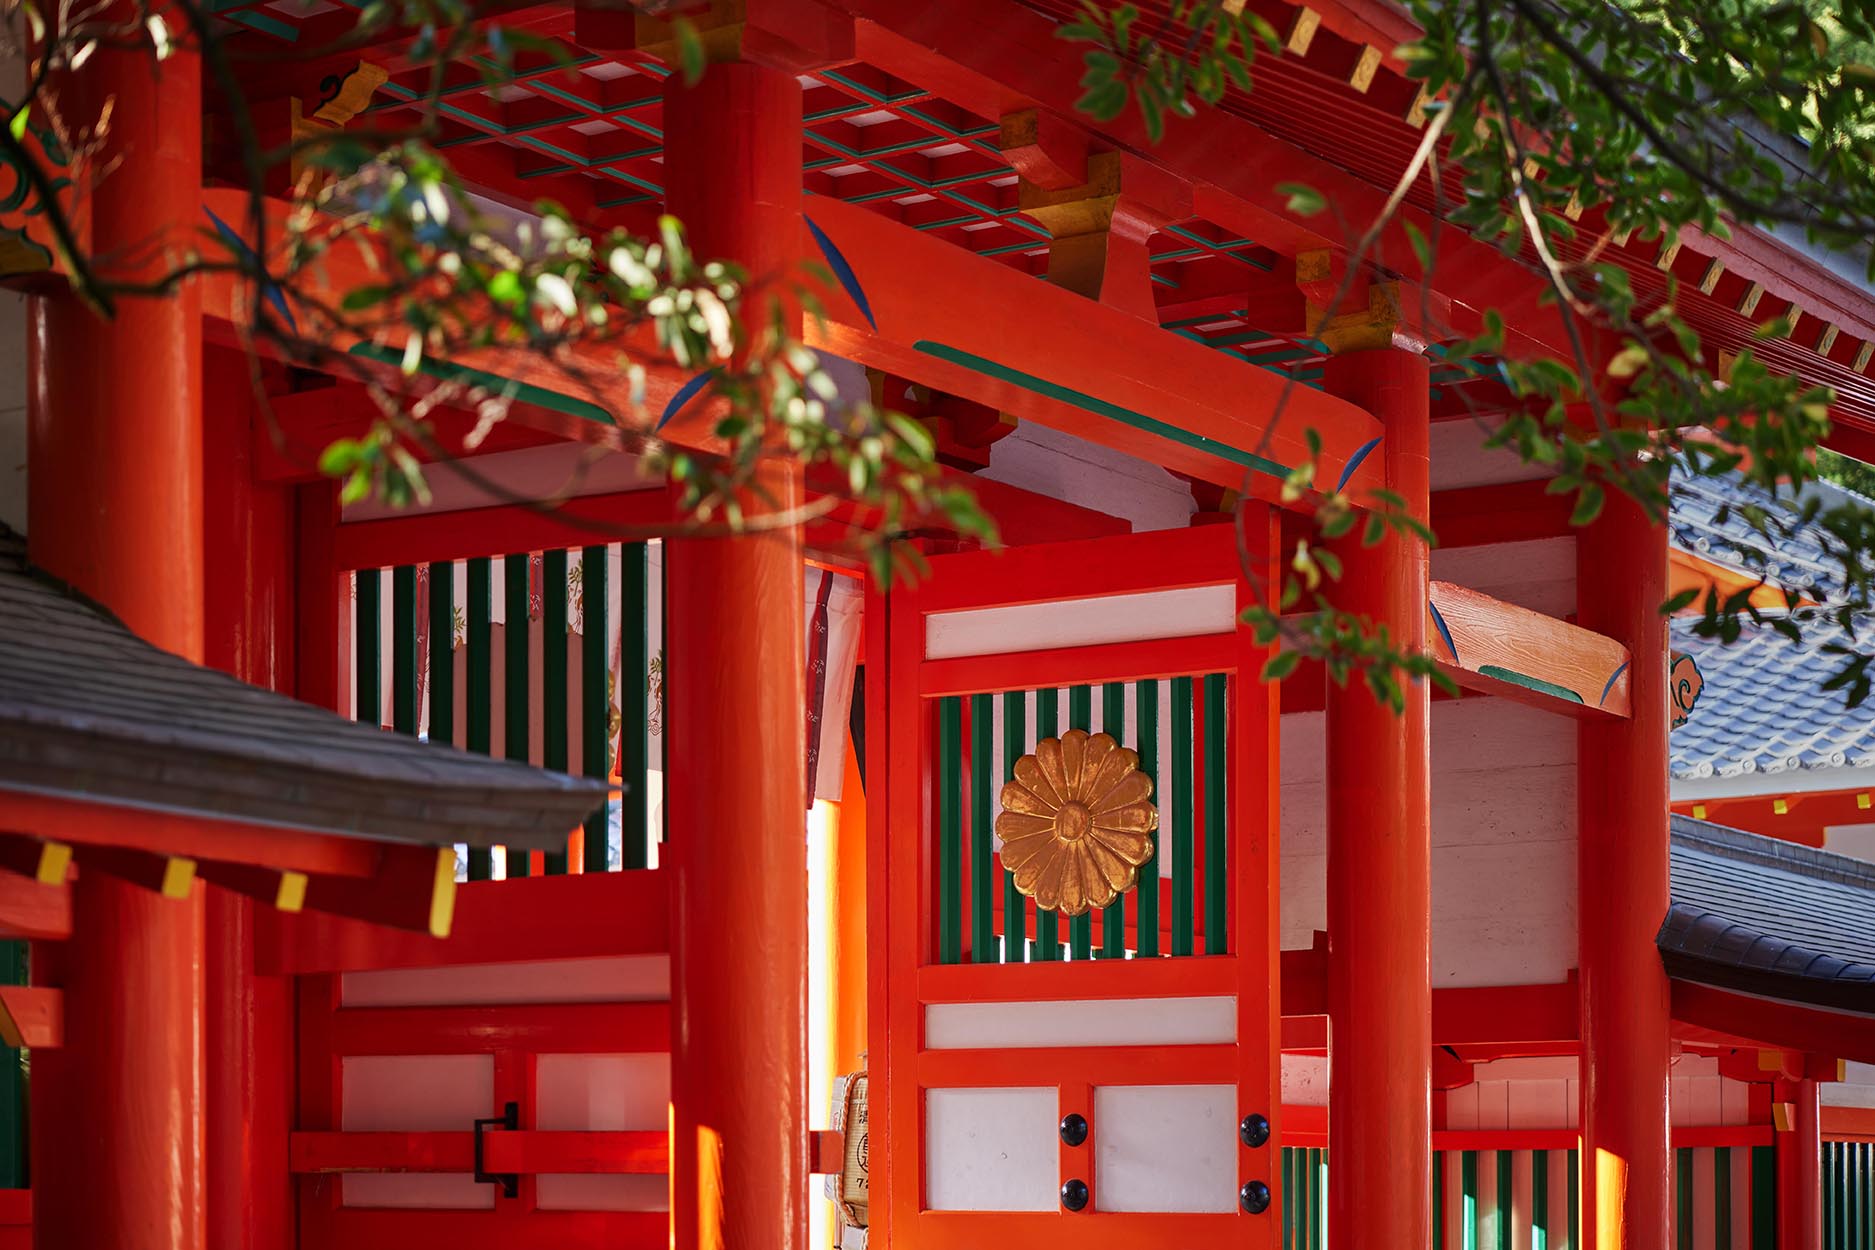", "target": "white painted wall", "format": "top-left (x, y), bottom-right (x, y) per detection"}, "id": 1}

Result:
top-left (1281, 697), bottom-right (1578, 988)
top-left (979, 420), bottom-right (1196, 532)
top-left (1429, 417), bottom-right (1554, 491)
top-left (1442, 1055), bottom-right (1752, 1130)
